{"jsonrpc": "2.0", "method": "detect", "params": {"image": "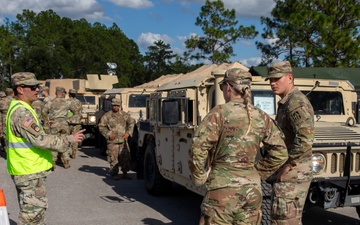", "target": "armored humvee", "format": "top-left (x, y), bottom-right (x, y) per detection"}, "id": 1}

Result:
top-left (135, 62), bottom-right (360, 222)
